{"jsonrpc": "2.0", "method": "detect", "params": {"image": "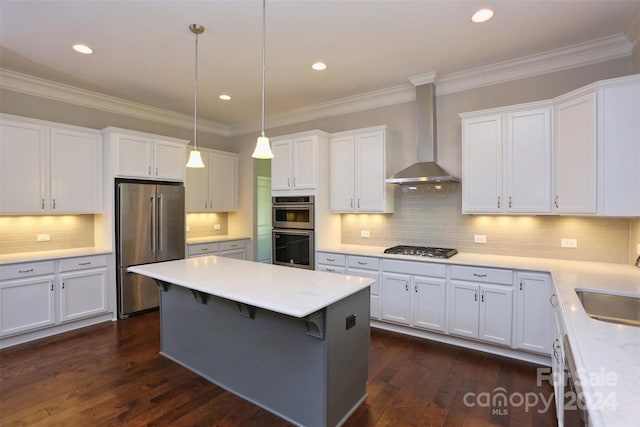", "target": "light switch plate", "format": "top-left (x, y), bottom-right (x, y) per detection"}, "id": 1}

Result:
top-left (361, 230), bottom-right (370, 238)
top-left (561, 238), bottom-right (578, 248)
top-left (37, 234), bottom-right (50, 242)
